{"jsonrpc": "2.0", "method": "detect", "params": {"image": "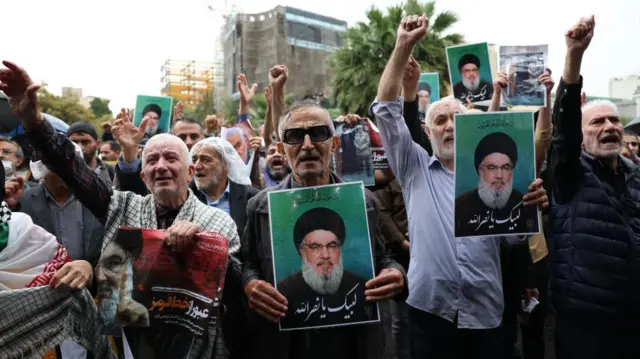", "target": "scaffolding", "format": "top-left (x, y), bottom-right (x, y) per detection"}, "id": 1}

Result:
top-left (160, 60), bottom-right (216, 107)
